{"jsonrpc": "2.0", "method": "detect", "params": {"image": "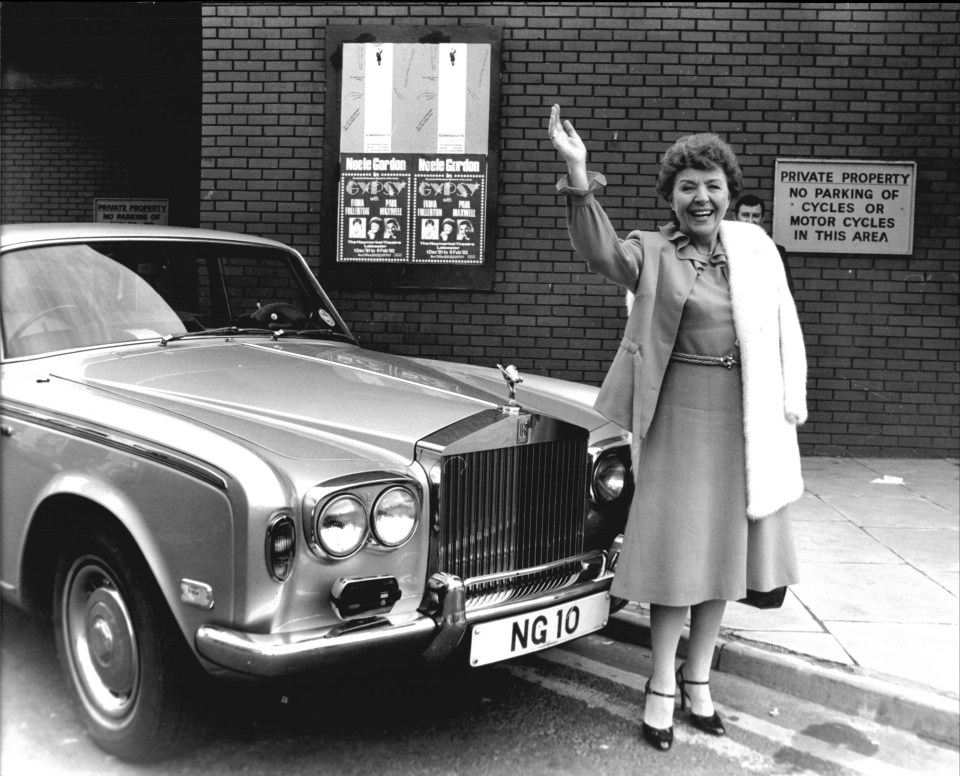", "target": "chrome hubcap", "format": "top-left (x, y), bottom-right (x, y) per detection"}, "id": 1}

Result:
top-left (84, 590), bottom-right (134, 693)
top-left (64, 560), bottom-right (139, 724)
